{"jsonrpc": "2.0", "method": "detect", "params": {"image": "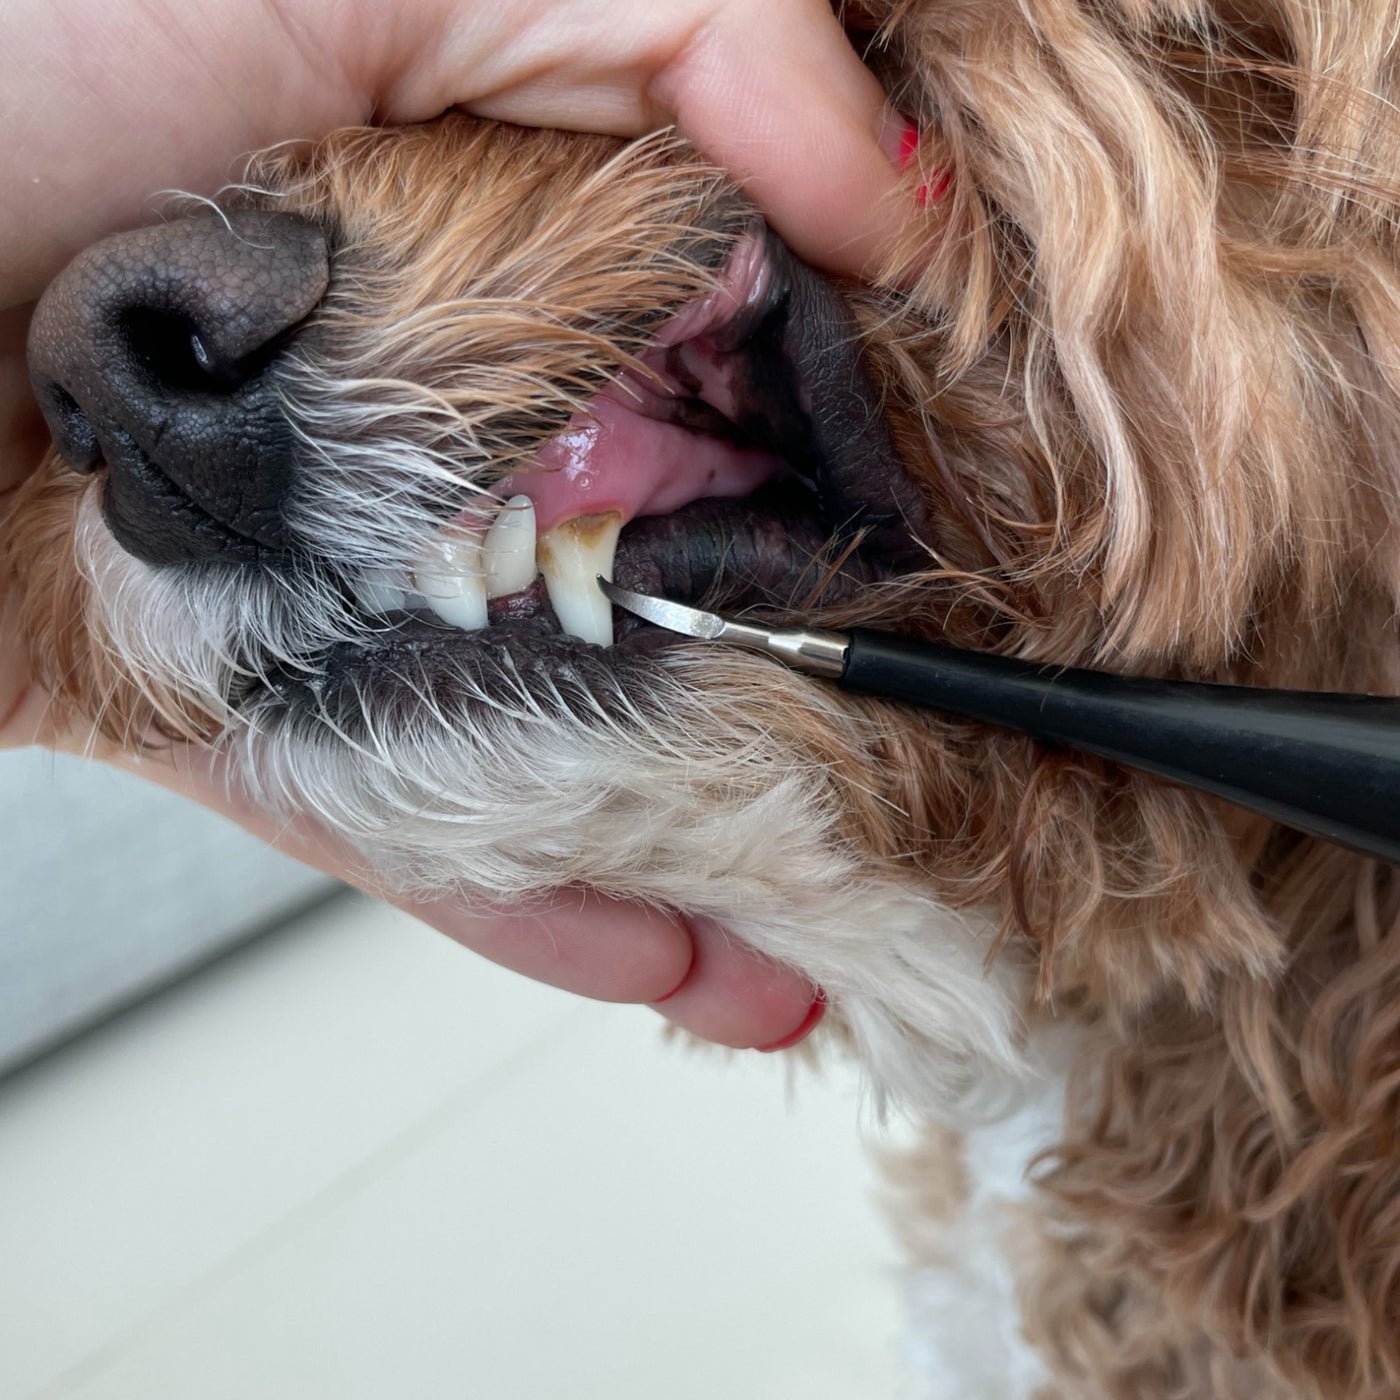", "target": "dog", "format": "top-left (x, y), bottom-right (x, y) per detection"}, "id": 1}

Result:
top-left (8, 0), bottom-right (1400, 1394)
